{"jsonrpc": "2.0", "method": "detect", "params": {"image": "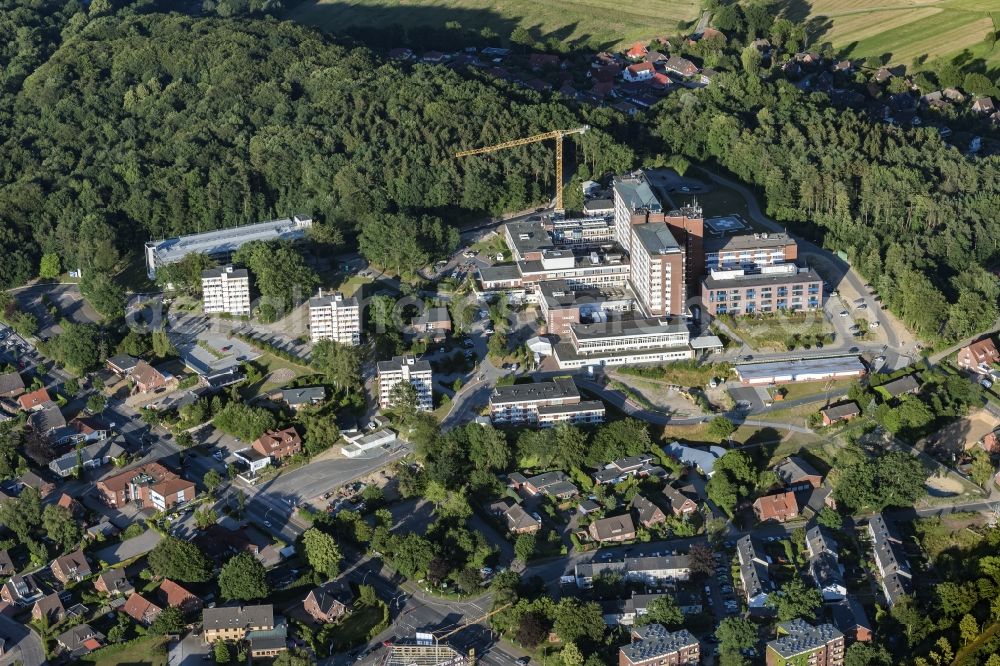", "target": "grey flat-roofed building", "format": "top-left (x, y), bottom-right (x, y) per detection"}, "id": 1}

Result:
top-left (203, 604), bottom-right (274, 643)
top-left (146, 215), bottom-right (312, 278)
top-left (583, 199), bottom-right (614, 216)
top-left (477, 264), bottom-right (523, 289)
top-left (631, 223), bottom-right (680, 255)
top-left (767, 619), bottom-right (844, 664)
top-left (735, 356), bottom-right (866, 385)
top-left (879, 375), bottom-right (920, 397)
top-left (279, 387), bottom-right (326, 409)
top-left (490, 378), bottom-right (605, 428)
top-left (620, 625), bottom-right (699, 666)
top-left (574, 555), bottom-right (691, 587)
